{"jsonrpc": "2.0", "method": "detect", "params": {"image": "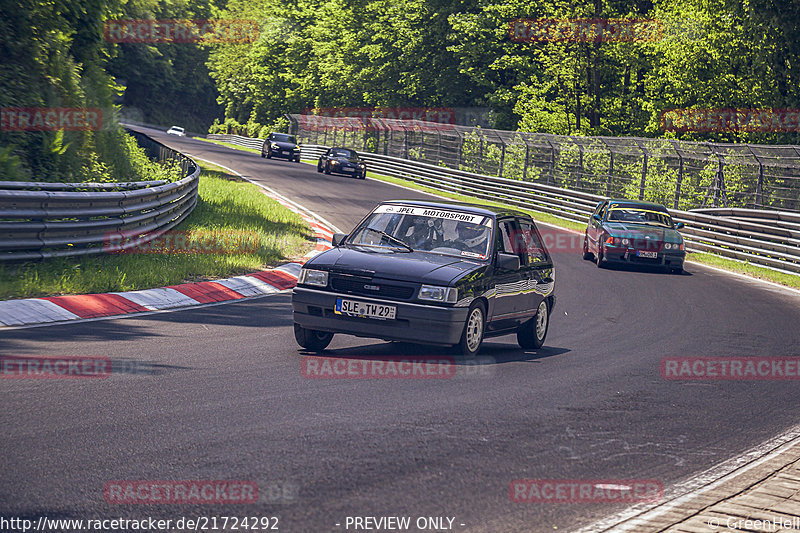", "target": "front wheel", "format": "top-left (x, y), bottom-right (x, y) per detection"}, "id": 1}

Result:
top-left (324, 162), bottom-right (331, 175)
top-left (359, 169), bottom-right (366, 179)
top-left (517, 300), bottom-right (549, 349)
top-left (456, 303), bottom-right (485, 357)
top-left (294, 323), bottom-right (333, 352)
top-left (266, 150), bottom-right (272, 159)
top-left (596, 245), bottom-right (605, 268)
top-left (261, 151), bottom-right (266, 158)
top-left (317, 160), bottom-right (323, 173)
